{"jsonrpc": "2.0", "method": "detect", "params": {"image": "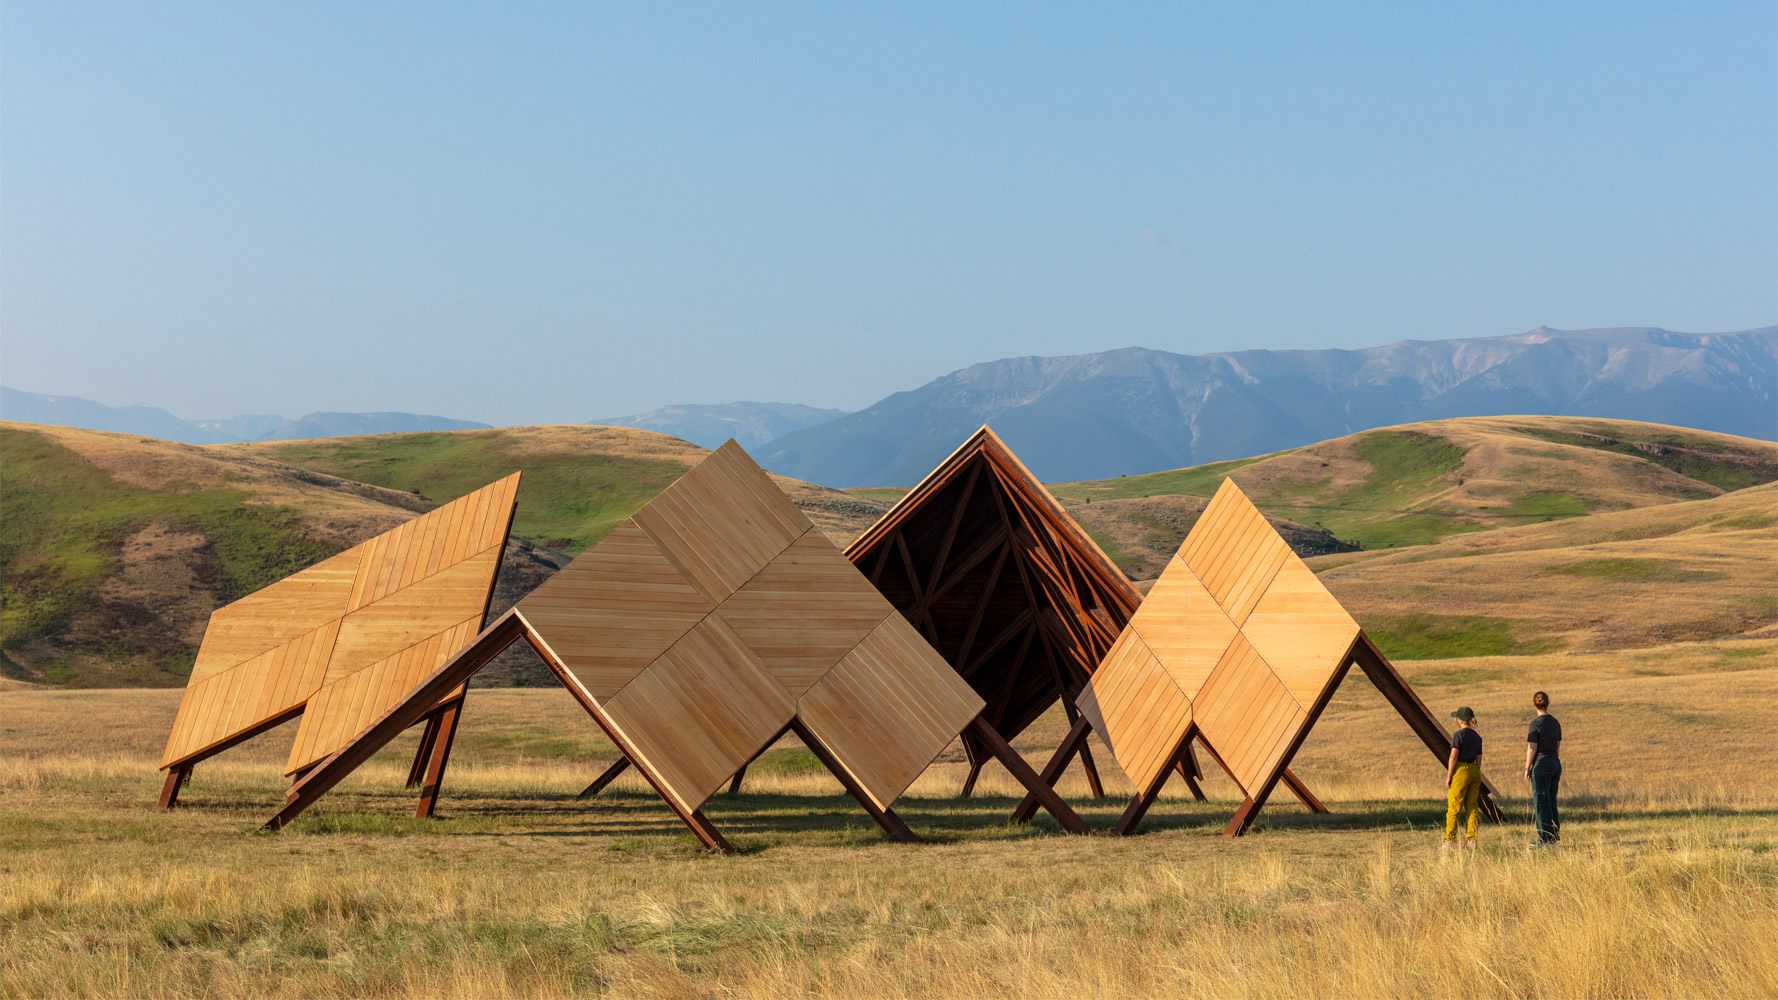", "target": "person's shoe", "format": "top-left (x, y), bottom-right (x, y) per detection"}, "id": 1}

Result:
top-left (1528, 840), bottom-right (1549, 848)
top-left (1465, 839), bottom-right (1478, 851)
top-left (1440, 839), bottom-right (1454, 855)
